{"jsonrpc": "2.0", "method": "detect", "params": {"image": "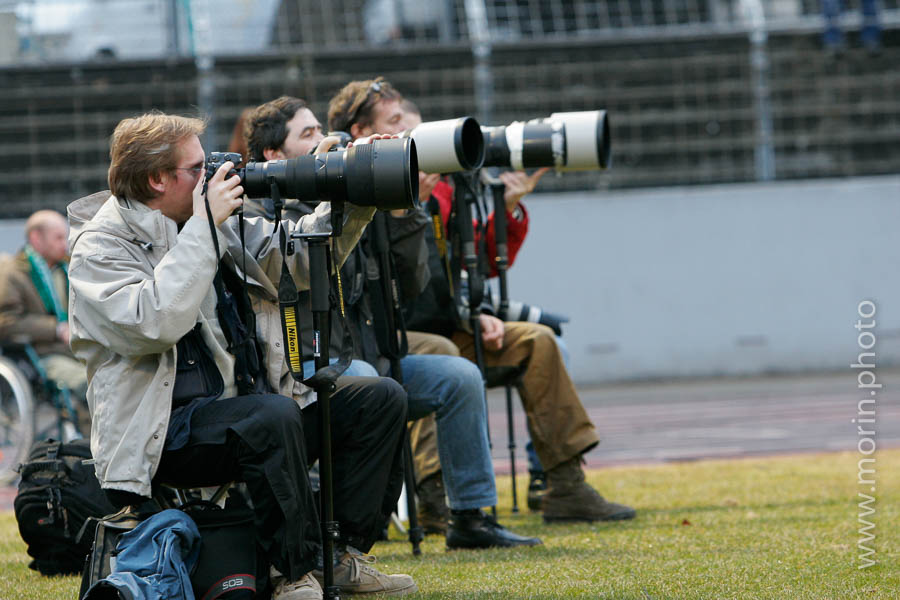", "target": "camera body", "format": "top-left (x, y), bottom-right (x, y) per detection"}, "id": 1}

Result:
top-left (489, 293), bottom-right (570, 336)
top-left (205, 151), bottom-right (244, 184)
top-left (324, 131), bottom-right (354, 152)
